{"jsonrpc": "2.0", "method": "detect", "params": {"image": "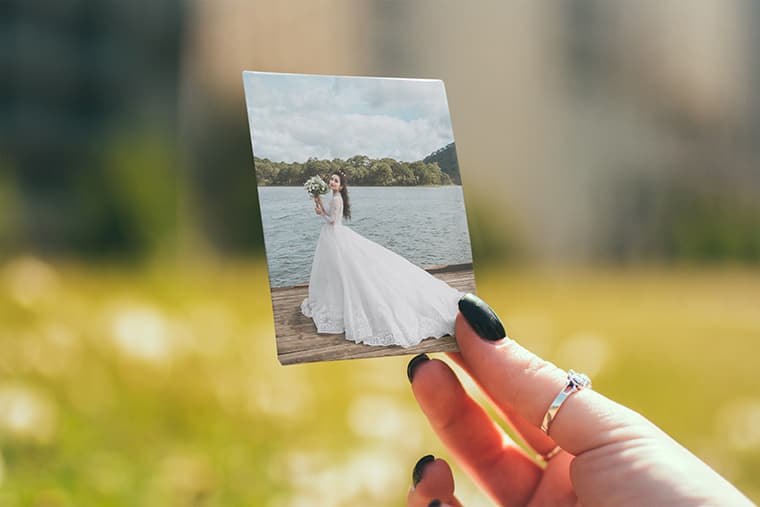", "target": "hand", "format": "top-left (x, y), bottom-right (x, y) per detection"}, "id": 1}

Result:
top-left (405, 294), bottom-right (753, 507)
top-left (315, 206), bottom-right (323, 215)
